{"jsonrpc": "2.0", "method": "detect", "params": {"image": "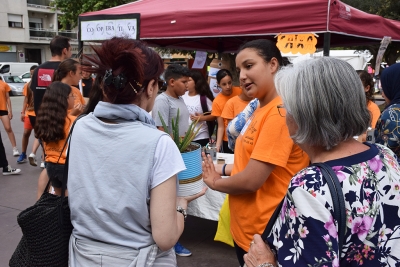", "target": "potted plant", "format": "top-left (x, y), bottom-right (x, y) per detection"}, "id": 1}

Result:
top-left (159, 109), bottom-right (204, 196)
